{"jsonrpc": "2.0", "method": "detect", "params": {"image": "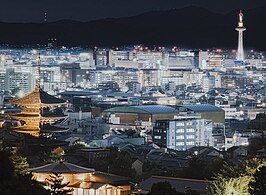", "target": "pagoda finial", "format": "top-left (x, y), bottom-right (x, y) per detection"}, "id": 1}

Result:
top-left (37, 54), bottom-right (41, 89)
